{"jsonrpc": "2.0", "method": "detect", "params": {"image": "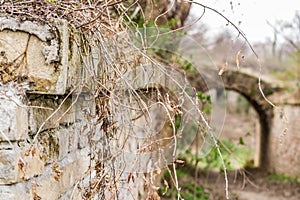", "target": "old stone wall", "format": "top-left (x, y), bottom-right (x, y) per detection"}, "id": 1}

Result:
top-left (0, 17), bottom-right (95, 199)
top-left (0, 16), bottom-right (170, 200)
top-left (268, 94), bottom-right (300, 178)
